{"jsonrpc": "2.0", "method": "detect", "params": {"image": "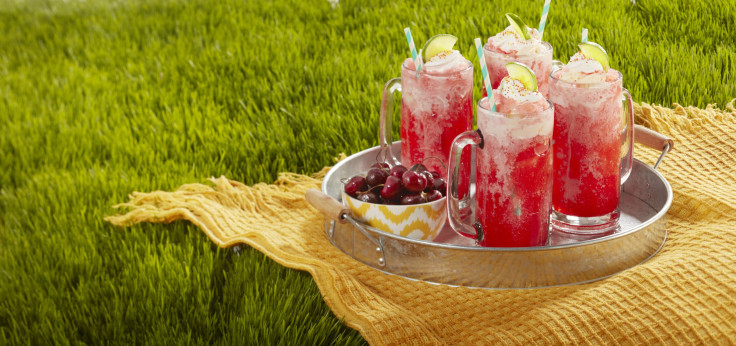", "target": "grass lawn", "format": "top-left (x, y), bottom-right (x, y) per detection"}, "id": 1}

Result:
top-left (1, 0), bottom-right (734, 344)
